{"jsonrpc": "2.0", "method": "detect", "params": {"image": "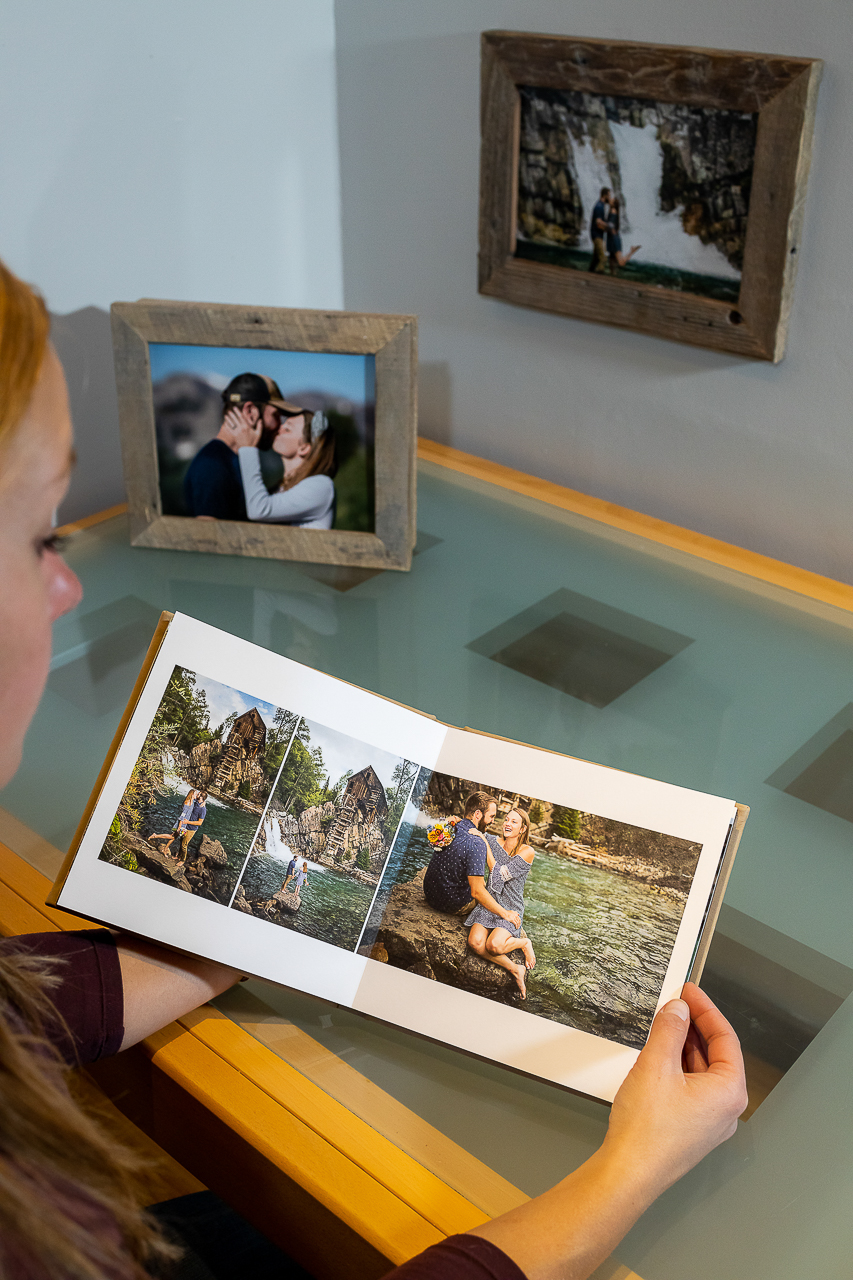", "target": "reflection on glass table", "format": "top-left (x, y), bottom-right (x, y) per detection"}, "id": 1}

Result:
top-left (3, 455), bottom-right (853, 1279)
